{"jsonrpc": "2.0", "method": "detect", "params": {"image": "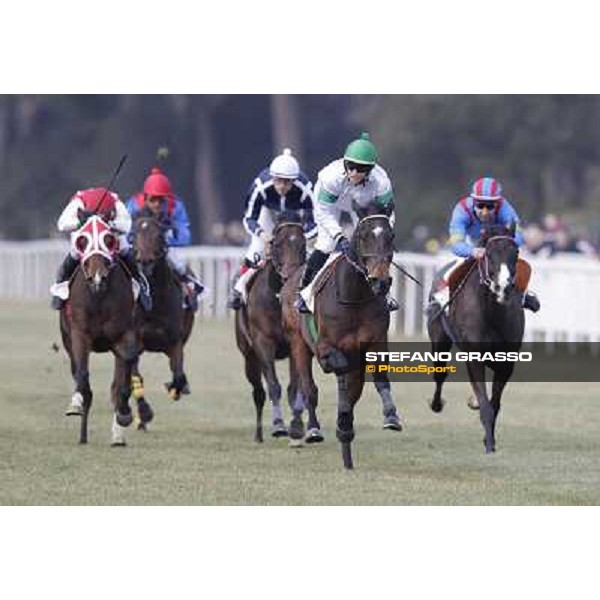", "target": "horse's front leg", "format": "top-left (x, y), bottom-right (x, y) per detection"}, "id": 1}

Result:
top-left (69, 331), bottom-right (92, 444)
top-left (166, 342), bottom-right (189, 401)
top-left (336, 369), bottom-right (365, 470)
top-left (466, 361), bottom-right (495, 453)
top-left (131, 356), bottom-right (154, 430)
top-left (488, 362), bottom-right (514, 450)
top-left (428, 316), bottom-right (453, 413)
top-left (254, 335), bottom-right (287, 438)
